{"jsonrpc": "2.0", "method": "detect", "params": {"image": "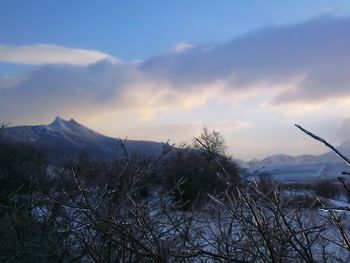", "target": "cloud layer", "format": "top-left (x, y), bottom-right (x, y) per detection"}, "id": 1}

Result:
top-left (0, 44), bottom-right (119, 65)
top-left (141, 16), bottom-right (350, 103)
